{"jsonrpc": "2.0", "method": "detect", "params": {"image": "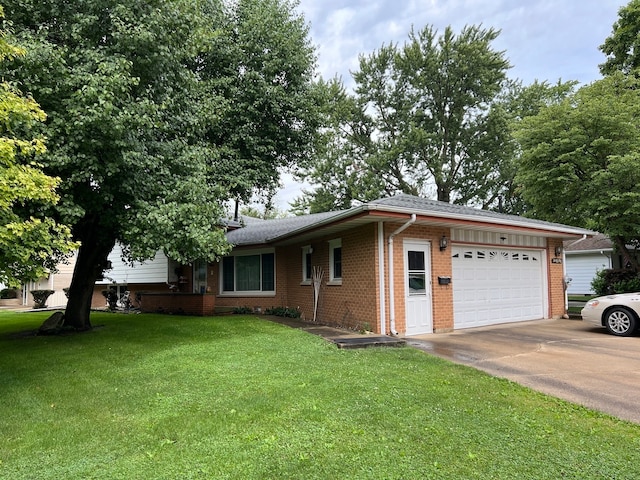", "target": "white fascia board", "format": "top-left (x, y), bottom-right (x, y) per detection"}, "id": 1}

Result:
top-left (566, 249), bottom-right (614, 255)
top-left (264, 204), bottom-right (593, 244)
top-left (364, 204), bottom-right (594, 237)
